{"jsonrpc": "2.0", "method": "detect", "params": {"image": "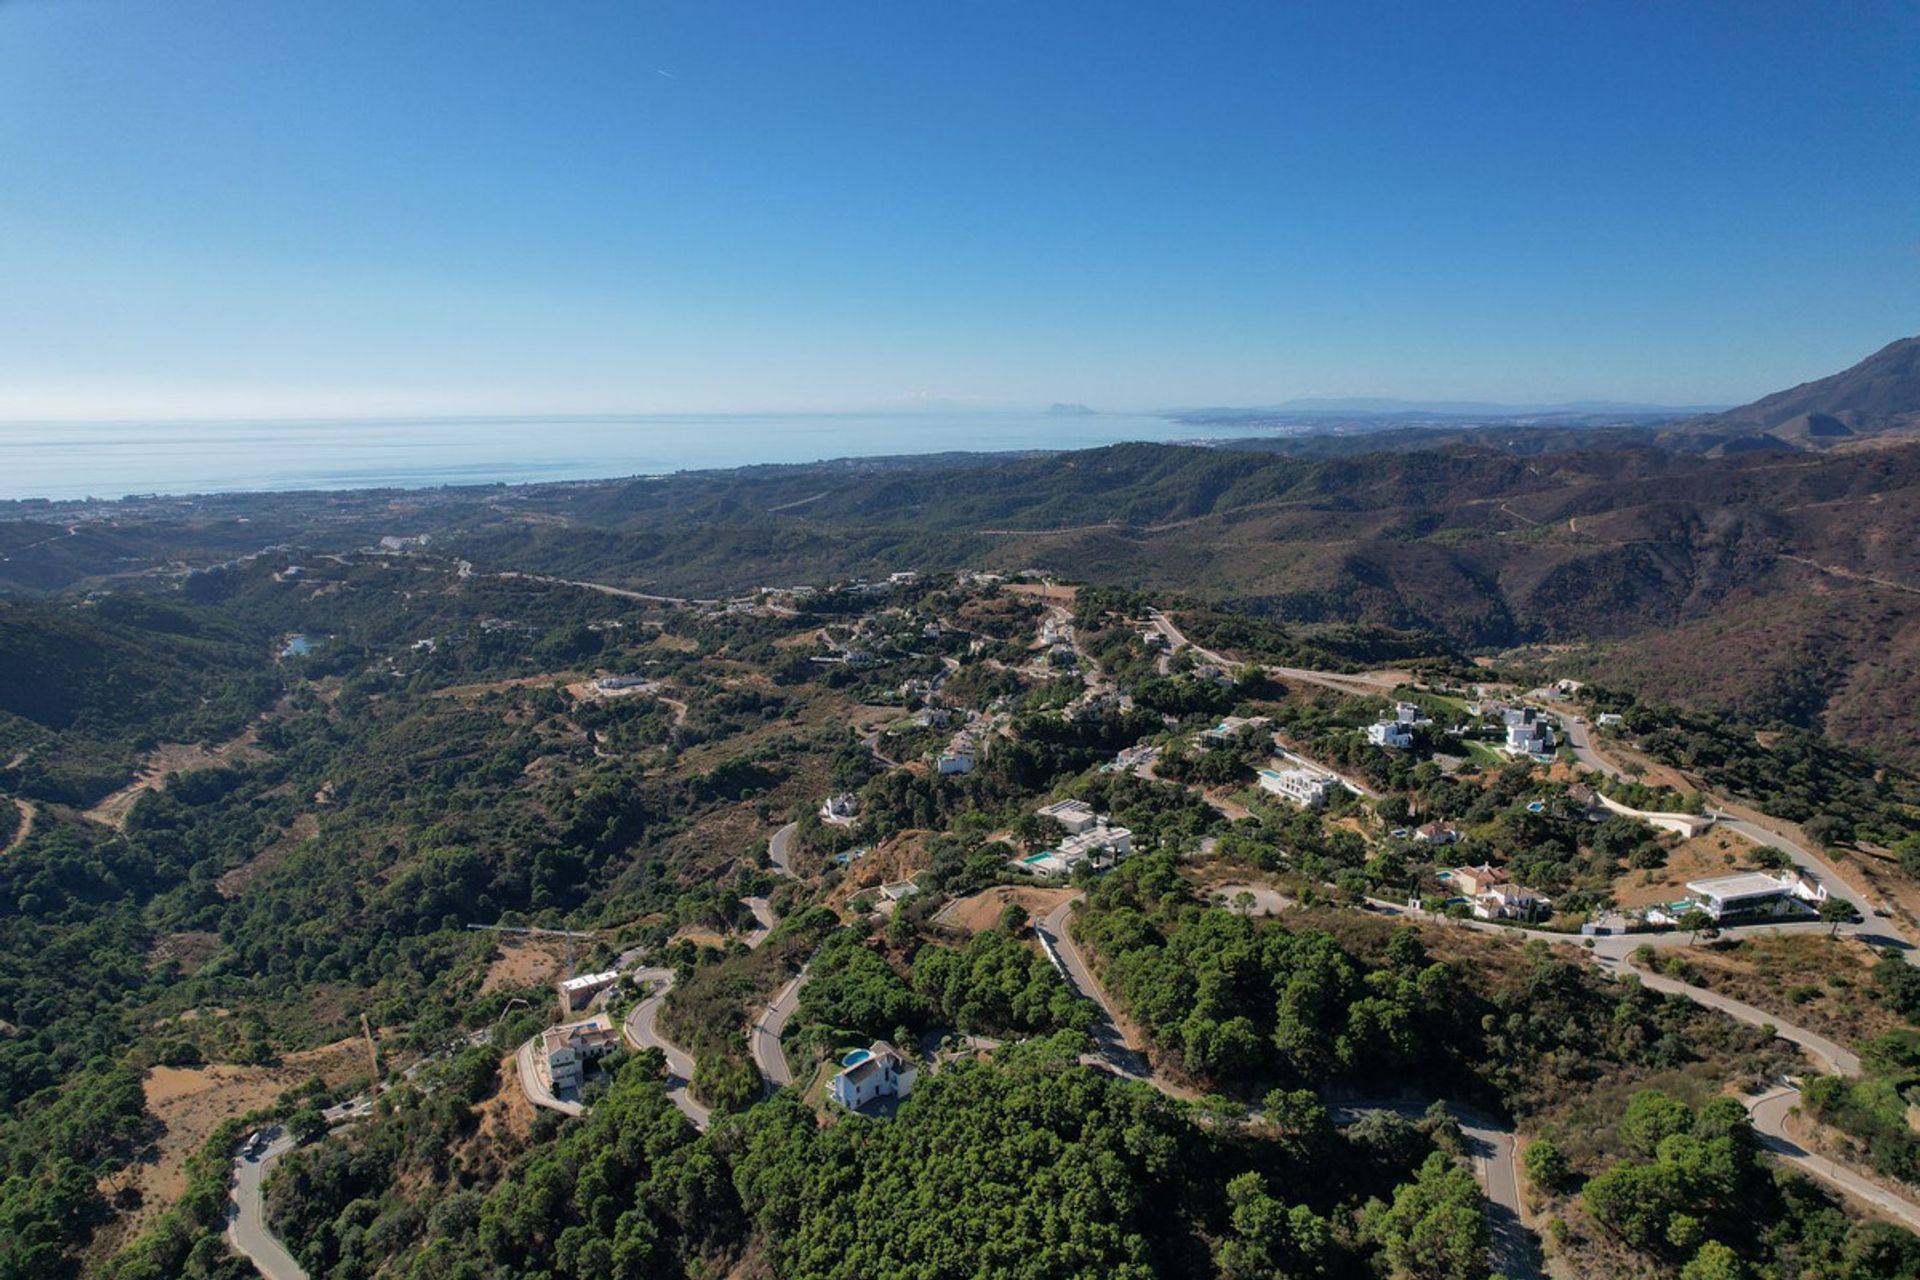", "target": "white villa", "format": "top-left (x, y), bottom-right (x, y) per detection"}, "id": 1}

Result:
top-left (829, 1042), bottom-right (917, 1111)
top-left (1259, 767), bottom-right (1333, 809)
top-left (1502, 708), bottom-right (1555, 756)
top-left (542, 1013), bottom-right (621, 1092)
top-left (820, 792), bottom-right (861, 825)
top-left (1037, 798), bottom-right (1100, 834)
top-left (1367, 721), bottom-right (1414, 749)
top-left (1685, 872), bottom-right (1824, 921)
top-left (1014, 820), bottom-right (1134, 878)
